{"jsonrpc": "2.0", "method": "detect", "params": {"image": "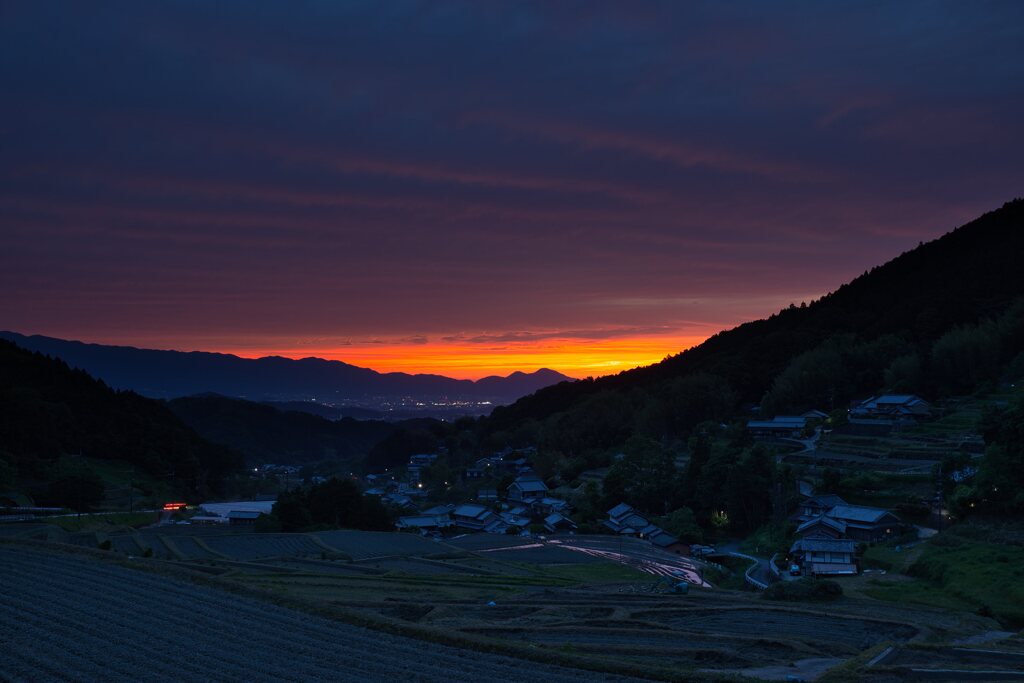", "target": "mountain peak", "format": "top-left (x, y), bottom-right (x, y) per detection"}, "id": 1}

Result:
top-left (0, 331), bottom-right (573, 406)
